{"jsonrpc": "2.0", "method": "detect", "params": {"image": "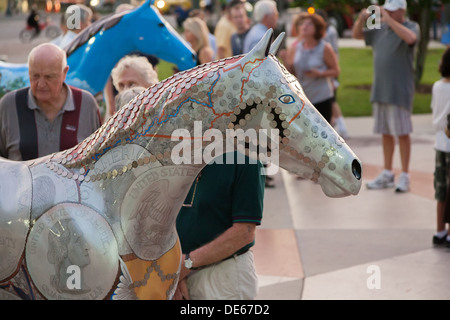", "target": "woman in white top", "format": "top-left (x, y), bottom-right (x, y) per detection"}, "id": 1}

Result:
top-left (431, 48), bottom-right (450, 246)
